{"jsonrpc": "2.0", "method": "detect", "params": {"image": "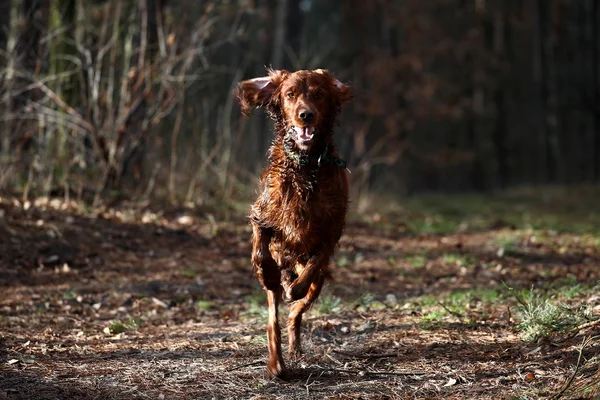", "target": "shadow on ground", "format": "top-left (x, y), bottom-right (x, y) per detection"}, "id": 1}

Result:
top-left (1, 198), bottom-right (599, 399)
